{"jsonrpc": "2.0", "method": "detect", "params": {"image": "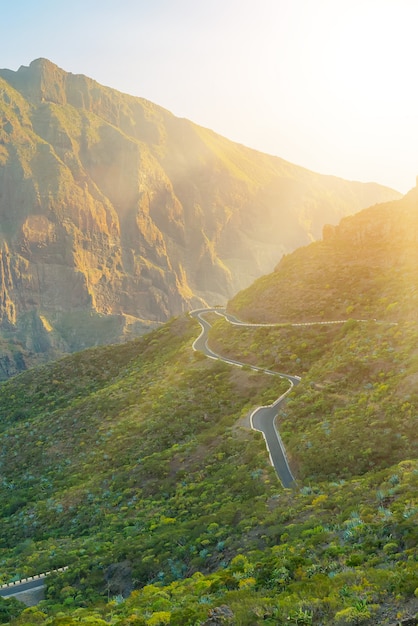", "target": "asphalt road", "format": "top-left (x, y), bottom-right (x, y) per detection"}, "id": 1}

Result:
top-left (0, 567), bottom-right (68, 603)
top-left (0, 578), bottom-right (45, 597)
top-left (190, 308), bottom-right (299, 488)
